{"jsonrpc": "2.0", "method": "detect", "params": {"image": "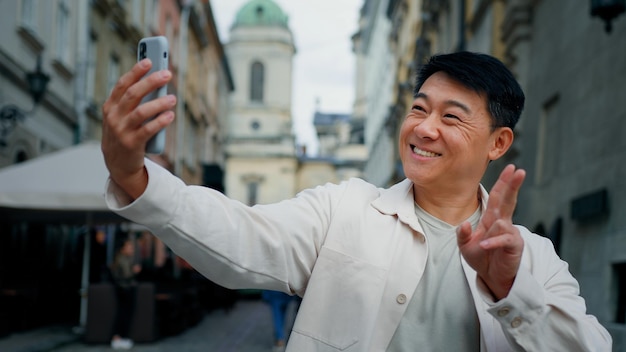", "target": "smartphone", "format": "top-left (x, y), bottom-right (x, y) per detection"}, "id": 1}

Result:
top-left (137, 36), bottom-right (169, 154)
